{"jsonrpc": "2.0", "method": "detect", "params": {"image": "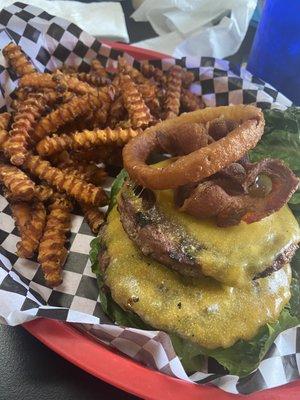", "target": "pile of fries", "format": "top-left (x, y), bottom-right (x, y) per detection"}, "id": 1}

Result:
top-left (0, 43), bottom-right (204, 287)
